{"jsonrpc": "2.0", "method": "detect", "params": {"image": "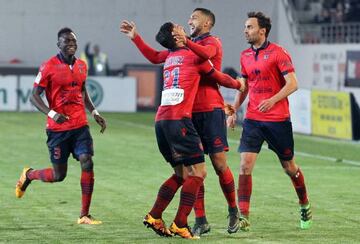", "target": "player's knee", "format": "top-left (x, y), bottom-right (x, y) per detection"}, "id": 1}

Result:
top-left (79, 154), bottom-right (94, 171)
top-left (239, 162), bottom-right (252, 174)
top-left (281, 160), bottom-right (297, 176)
